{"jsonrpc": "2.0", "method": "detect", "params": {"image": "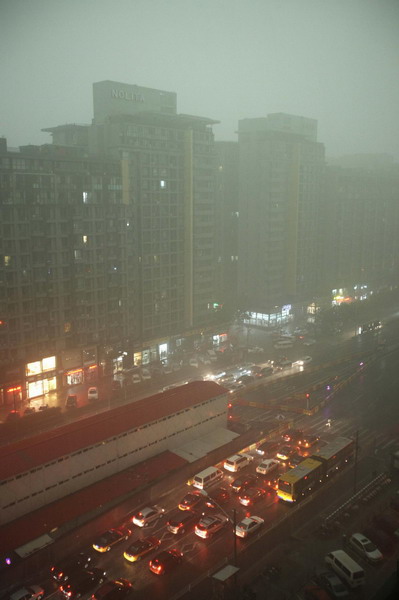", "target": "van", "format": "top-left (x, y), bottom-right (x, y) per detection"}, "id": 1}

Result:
top-left (192, 467), bottom-right (224, 490)
top-left (325, 550), bottom-right (365, 588)
top-left (223, 454), bottom-right (251, 473)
